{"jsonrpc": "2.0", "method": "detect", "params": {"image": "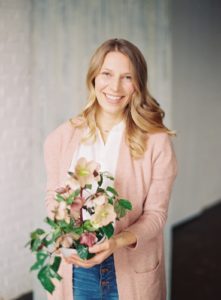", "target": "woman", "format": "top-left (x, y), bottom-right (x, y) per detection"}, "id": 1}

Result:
top-left (44, 38), bottom-right (178, 300)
